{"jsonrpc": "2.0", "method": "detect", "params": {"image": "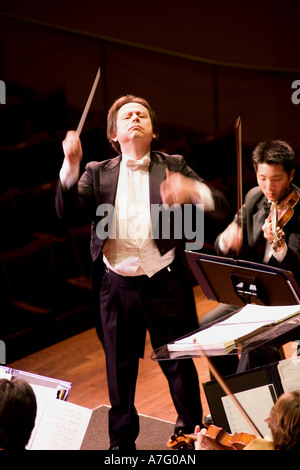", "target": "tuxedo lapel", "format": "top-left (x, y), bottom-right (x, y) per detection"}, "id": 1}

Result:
top-left (149, 153), bottom-right (167, 230)
top-left (99, 155), bottom-right (121, 204)
top-left (149, 154), bottom-right (167, 205)
top-left (94, 156), bottom-right (121, 245)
